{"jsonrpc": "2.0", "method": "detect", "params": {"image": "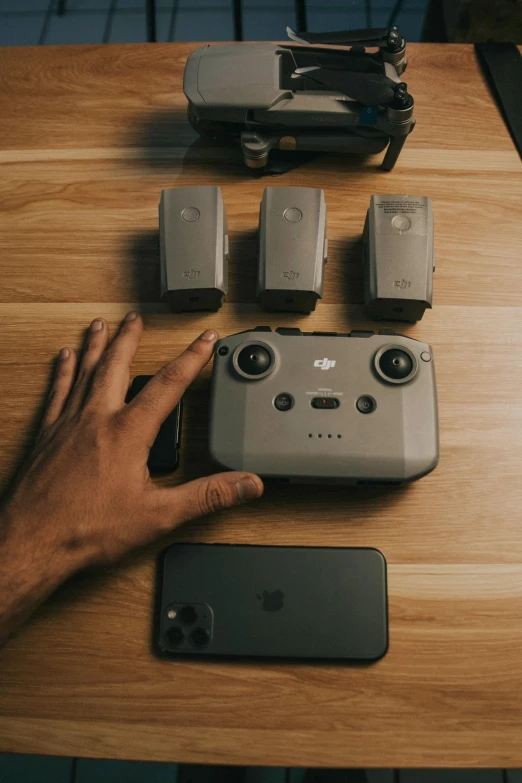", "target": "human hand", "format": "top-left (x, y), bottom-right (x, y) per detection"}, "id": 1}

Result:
top-left (0, 314), bottom-right (263, 644)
